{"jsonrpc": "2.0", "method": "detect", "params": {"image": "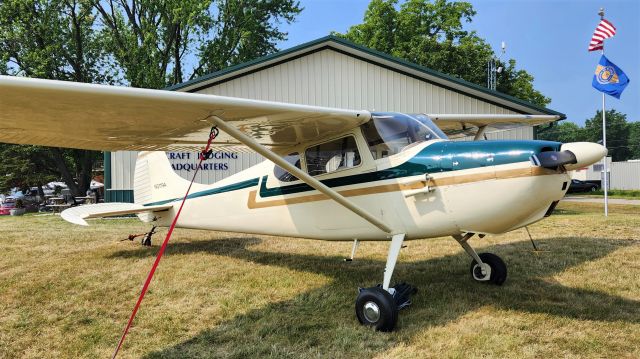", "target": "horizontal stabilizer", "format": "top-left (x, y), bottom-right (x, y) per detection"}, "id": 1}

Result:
top-left (61, 203), bottom-right (173, 226)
